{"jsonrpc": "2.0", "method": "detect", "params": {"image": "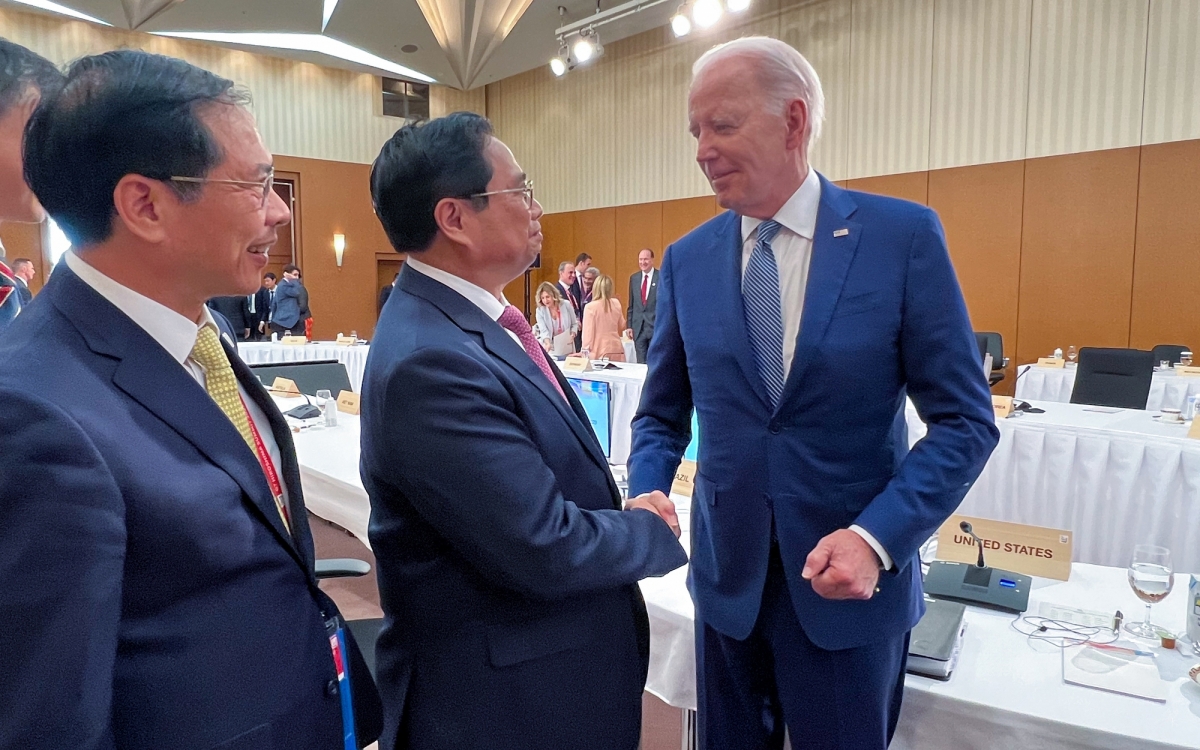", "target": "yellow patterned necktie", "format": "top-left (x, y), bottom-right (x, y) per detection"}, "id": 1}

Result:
top-left (190, 325), bottom-right (291, 532)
